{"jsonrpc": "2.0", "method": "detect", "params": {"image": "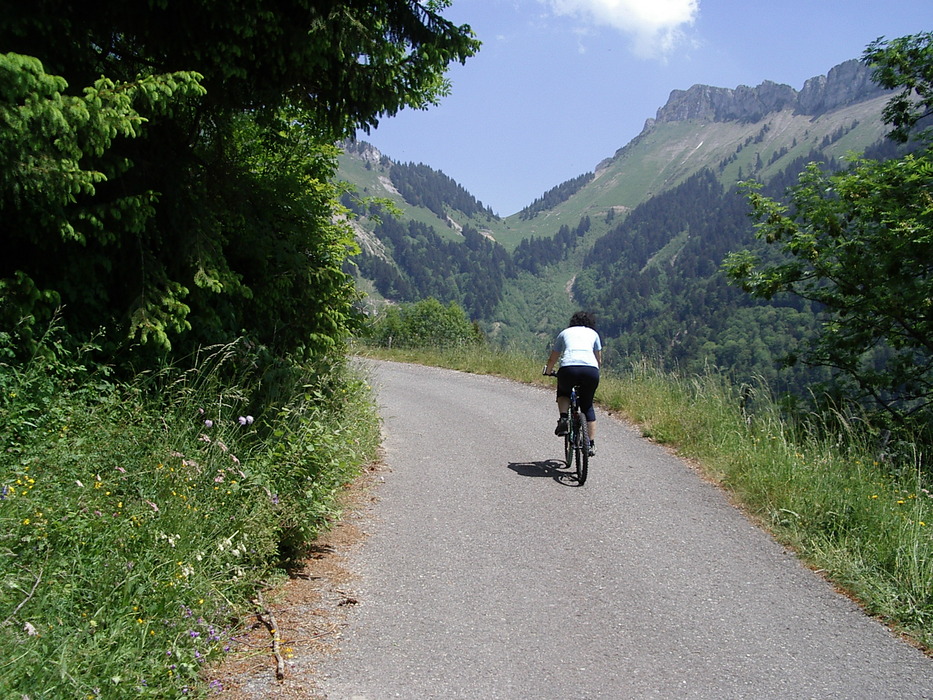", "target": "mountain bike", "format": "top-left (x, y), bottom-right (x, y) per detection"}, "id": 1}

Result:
top-left (547, 371), bottom-right (588, 485)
